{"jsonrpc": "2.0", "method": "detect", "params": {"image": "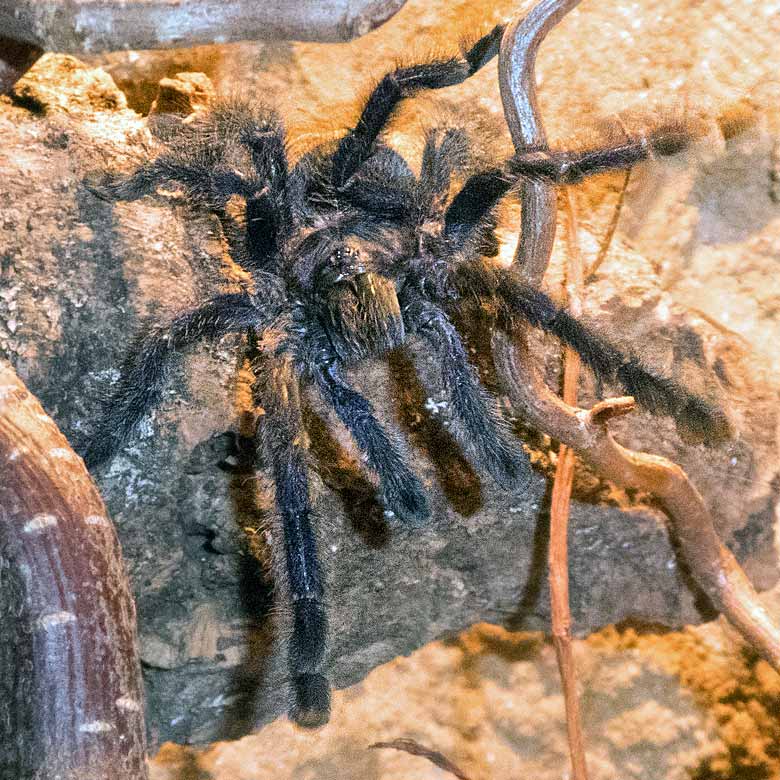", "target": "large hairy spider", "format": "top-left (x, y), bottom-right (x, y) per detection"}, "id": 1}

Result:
top-left (80, 25), bottom-right (728, 727)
